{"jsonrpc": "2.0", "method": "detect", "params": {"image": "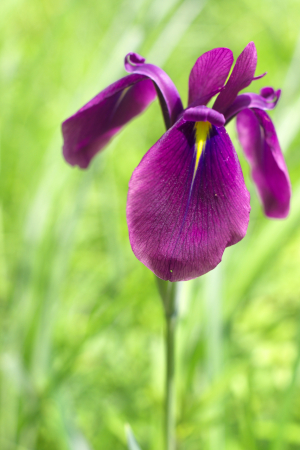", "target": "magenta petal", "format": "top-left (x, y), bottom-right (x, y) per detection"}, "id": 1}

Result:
top-left (125, 53), bottom-right (183, 128)
top-left (213, 42), bottom-right (258, 114)
top-left (125, 53), bottom-right (183, 129)
top-left (260, 86), bottom-right (280, 99)
top-left (253, 71), bottom-right (267, 81)
top-left (183, 105), bottom-right (225, 127)
top-left (127, 121), bottom-right (250, 281)
top-left (236, 109), bottom-right (291, 218)
top-left (188, 48), bottom-right (233, 107)
top-left (224, 90), bottom-right (280, 123)
top-left (62, 74), bottom-right (156, 168)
